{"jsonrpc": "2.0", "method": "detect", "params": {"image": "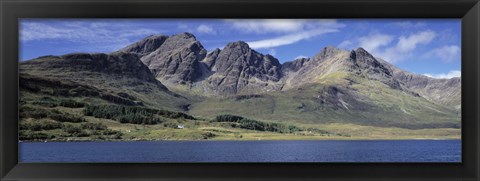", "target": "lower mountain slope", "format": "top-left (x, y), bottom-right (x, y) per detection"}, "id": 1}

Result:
top-left (19, 52), bottom-right (190, 110)
top-left (189, 71), bottom-right (460, 129)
